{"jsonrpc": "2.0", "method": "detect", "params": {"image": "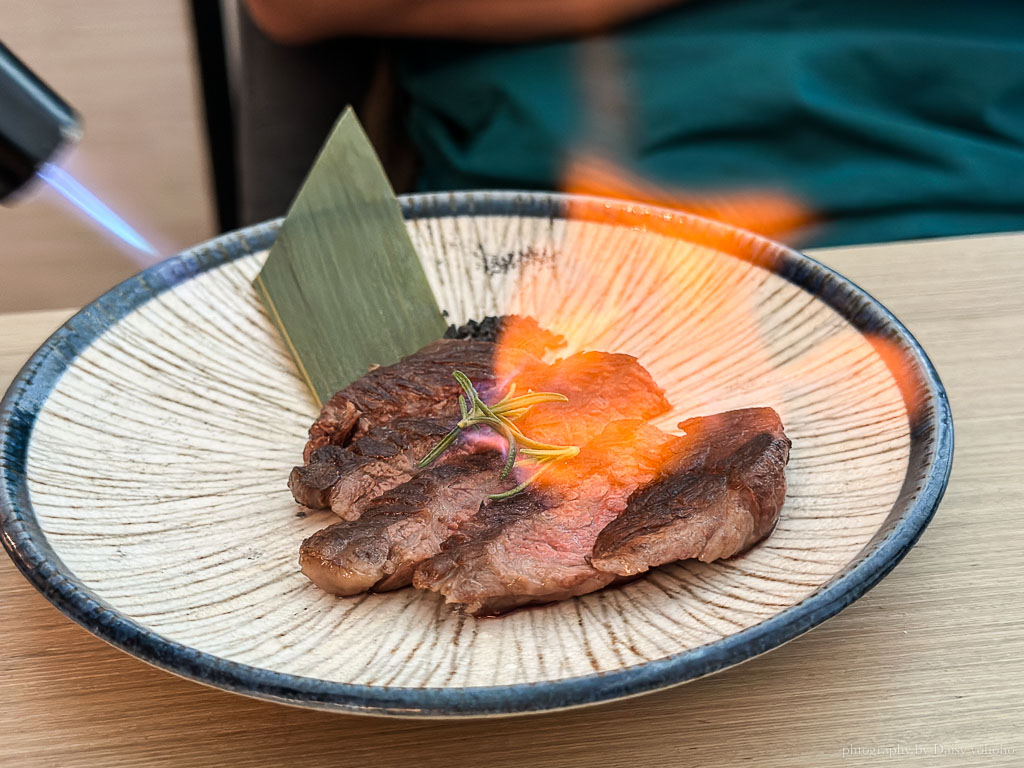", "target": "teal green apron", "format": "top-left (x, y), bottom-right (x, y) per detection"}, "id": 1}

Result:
top-left (397, 1), bottom-right (1024, 246)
